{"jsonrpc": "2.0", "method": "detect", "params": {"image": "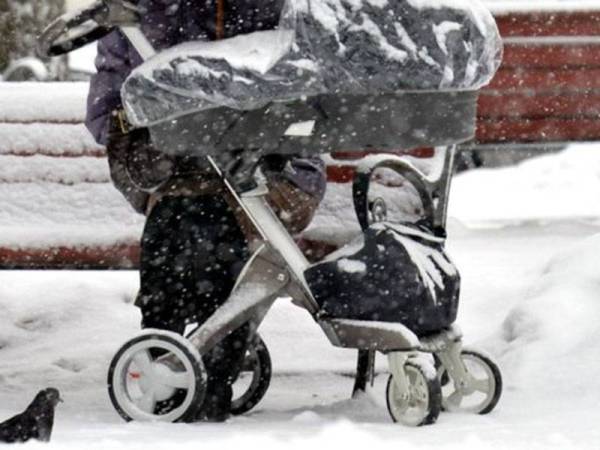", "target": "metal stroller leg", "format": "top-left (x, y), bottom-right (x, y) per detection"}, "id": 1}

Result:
top-left (185, 245), bottom-right (288, 356)
top-left (352, 350), bottom-right (375, 397)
